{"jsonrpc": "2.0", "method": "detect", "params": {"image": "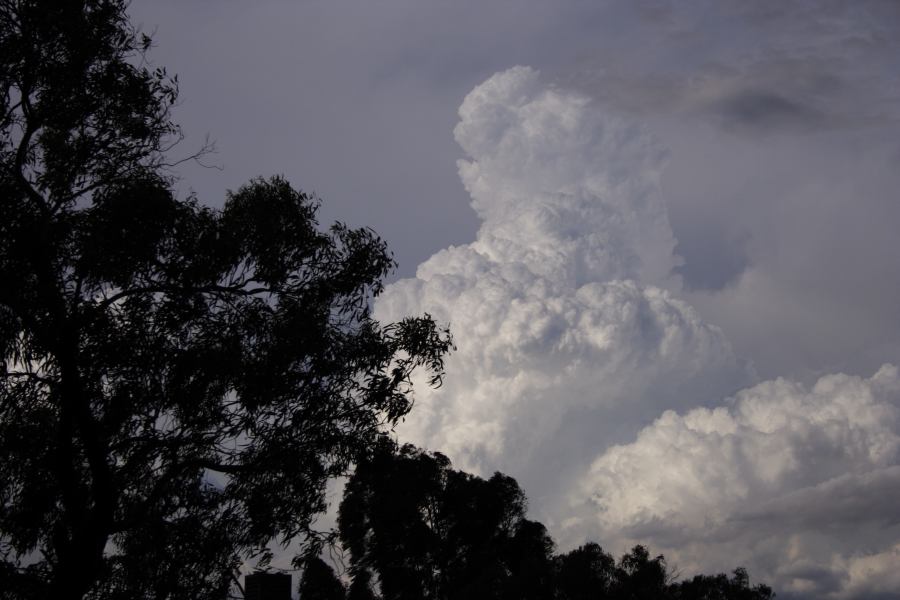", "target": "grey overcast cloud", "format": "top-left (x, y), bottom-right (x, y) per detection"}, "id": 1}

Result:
top-left (131, 2), bottom-right (900, 598)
